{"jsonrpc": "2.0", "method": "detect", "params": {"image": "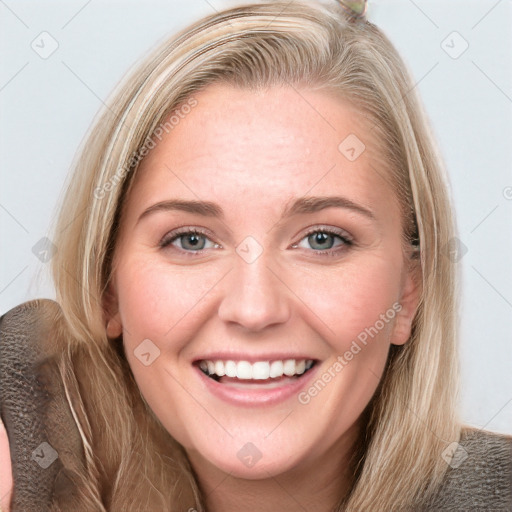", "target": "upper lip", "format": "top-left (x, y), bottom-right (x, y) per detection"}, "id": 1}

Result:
top-left (193, 353), bottom-right (318, 363)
